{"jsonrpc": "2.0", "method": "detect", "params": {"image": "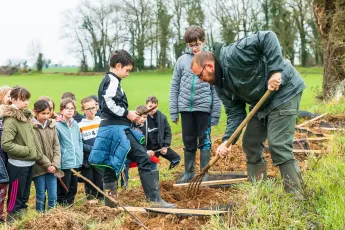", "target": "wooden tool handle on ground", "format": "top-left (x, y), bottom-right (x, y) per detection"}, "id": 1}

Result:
top-left (200, 90), bottom-right (272, 175)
